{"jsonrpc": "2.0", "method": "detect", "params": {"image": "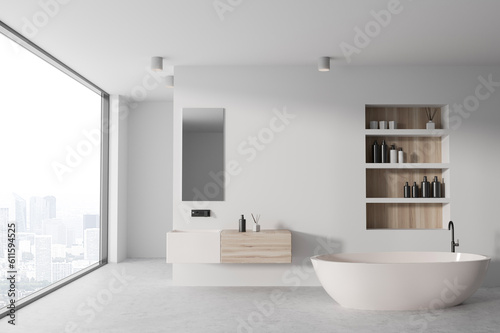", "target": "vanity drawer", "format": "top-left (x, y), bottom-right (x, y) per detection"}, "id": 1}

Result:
top-left (220, 230), bottom-right (291, 263)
